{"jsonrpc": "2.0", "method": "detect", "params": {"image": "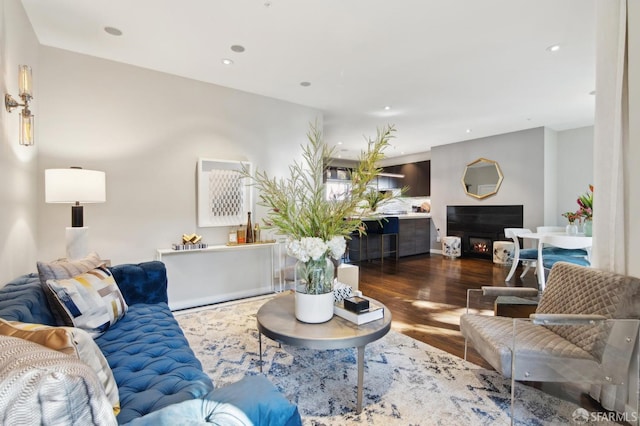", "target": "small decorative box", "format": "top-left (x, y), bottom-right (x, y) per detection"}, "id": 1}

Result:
top-left (343, 296), bottom-right (370, 313)
top-left (333, 282), bottom-right (353, 303)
